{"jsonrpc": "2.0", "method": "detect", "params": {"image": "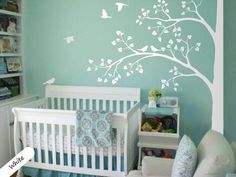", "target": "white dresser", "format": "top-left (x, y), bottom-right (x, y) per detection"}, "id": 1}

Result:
top-left (0, 95), bottom-right (37, 167)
